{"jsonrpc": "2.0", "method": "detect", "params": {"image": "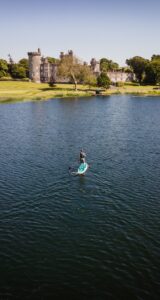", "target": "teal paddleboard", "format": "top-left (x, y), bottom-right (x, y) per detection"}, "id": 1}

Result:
top-left (77, 162), bottom-right (89, 175)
